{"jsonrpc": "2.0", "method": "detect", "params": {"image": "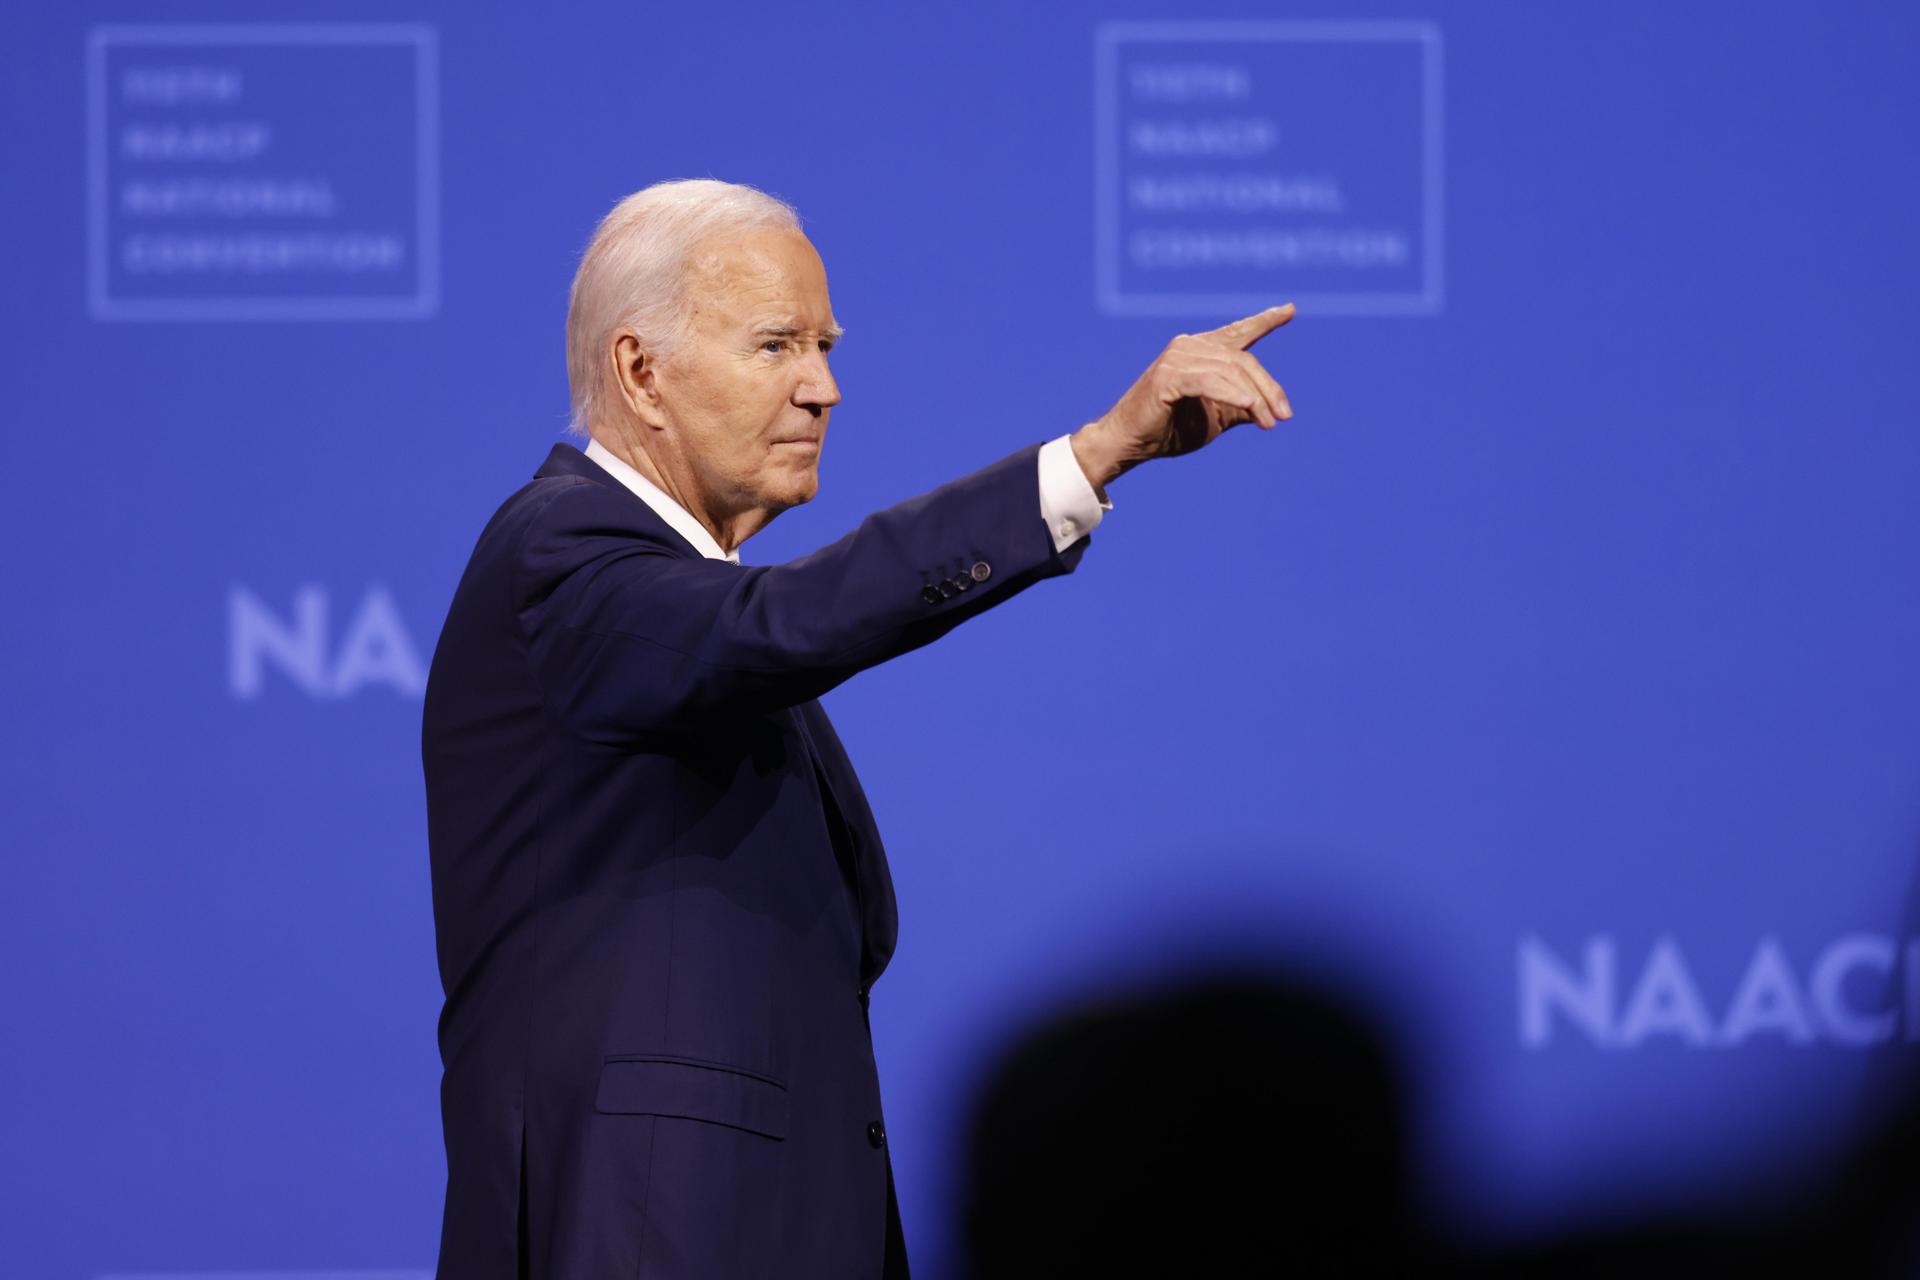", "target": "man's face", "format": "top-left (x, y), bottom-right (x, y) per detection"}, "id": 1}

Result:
top-left (649, 227), bottom-right (842, 520)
